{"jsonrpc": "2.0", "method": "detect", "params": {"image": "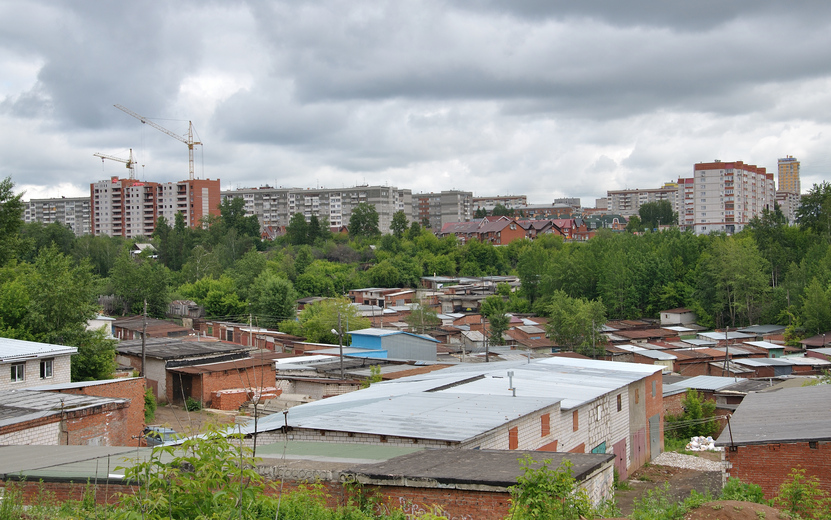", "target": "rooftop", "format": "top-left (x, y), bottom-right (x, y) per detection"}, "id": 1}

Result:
top-left (0, 337), bottom-right (77, 362)
top-left (116, 337), bottom-right (254, 360)
top-left (715, 385), bottom-right (831, 446)
top-left (0, 390), bottom-right (127, 428)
